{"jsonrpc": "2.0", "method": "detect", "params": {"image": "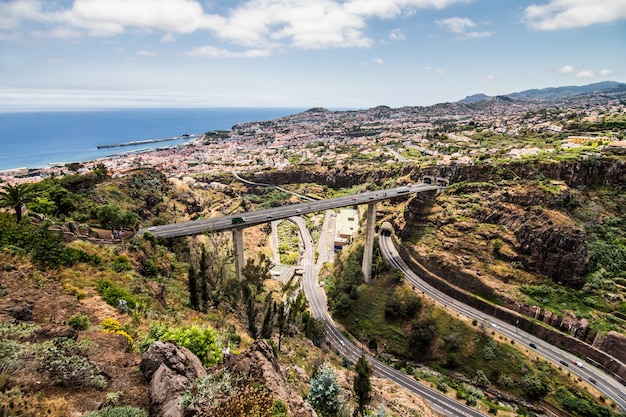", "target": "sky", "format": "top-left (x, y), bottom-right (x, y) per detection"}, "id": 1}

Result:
top-left (1, 0), bottom-right (625, 109)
